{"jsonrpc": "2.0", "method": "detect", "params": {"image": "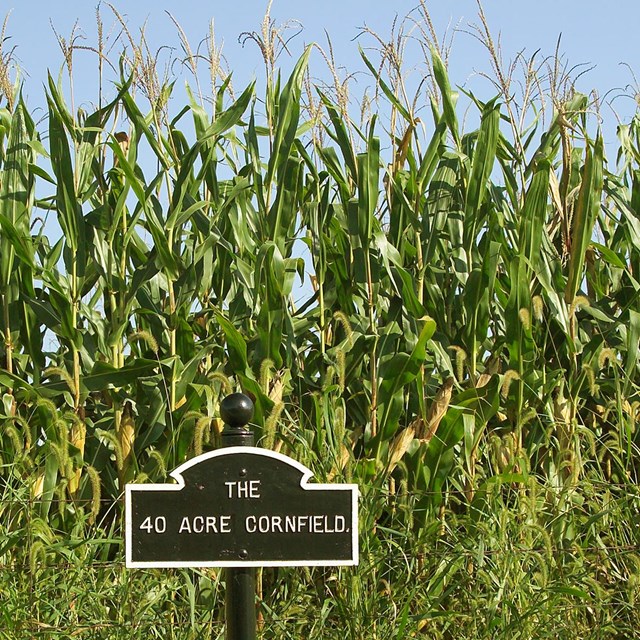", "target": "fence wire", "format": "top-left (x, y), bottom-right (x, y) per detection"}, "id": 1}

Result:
top-left (1, 482), bottom-right (639, 638)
